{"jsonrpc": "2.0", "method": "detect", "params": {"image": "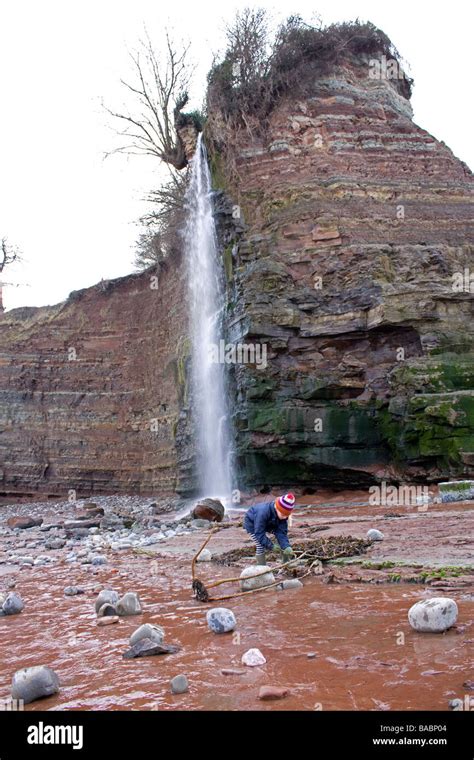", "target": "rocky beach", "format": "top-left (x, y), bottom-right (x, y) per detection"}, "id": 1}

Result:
top-left (0, 489), bottom-right (472, 710)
